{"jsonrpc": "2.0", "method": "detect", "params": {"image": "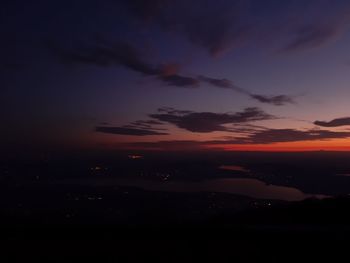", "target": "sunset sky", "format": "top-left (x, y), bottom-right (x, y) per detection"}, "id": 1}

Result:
top-left (3, 0), bottom-right (350, 153)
